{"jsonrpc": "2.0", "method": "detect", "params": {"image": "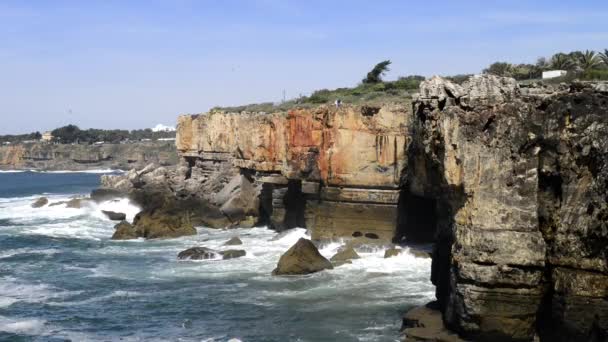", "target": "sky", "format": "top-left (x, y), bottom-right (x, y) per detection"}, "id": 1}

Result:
top-left (1, 0), bottom-right (607, 134)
